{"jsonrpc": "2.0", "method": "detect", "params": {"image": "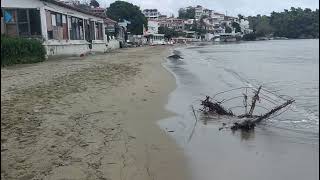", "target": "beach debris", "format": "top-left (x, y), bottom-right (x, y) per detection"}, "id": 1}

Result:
top-left (188, 105), bottom-right (199, 142)
top-left (168, 54), bottom-right (184, 59)
top-left (199, 86), bottom-right (295, 131)
top-left (201, 96), bottom-right (233, 116)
